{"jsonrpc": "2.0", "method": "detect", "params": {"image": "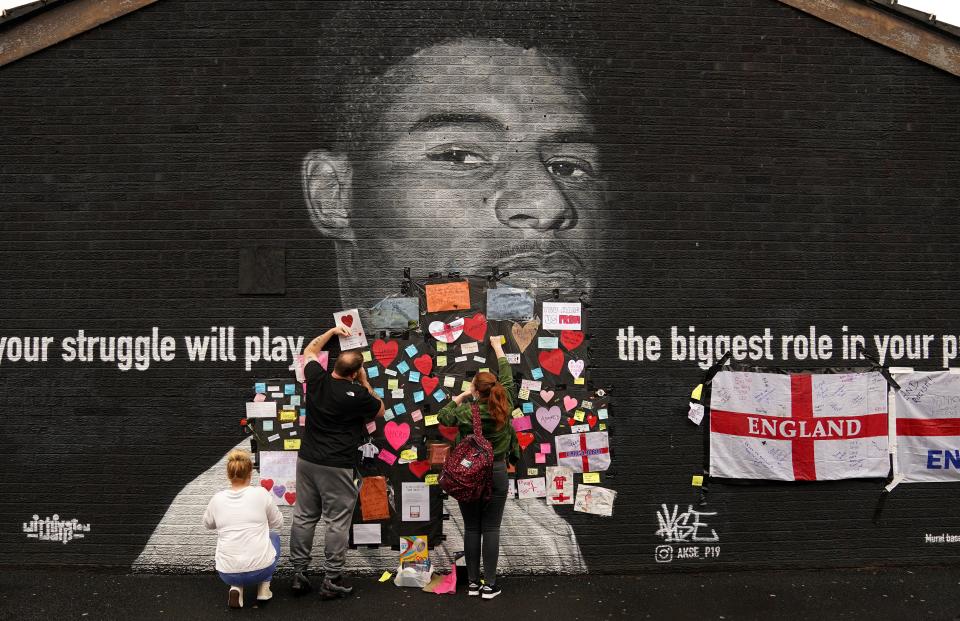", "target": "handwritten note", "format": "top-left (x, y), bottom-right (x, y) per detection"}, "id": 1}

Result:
top-left (542, 302), bottom-right (582, 331)
top-left (425, 281), bottom-right (471, 312)
top-left (333, 308), bottom-right (368, 349)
